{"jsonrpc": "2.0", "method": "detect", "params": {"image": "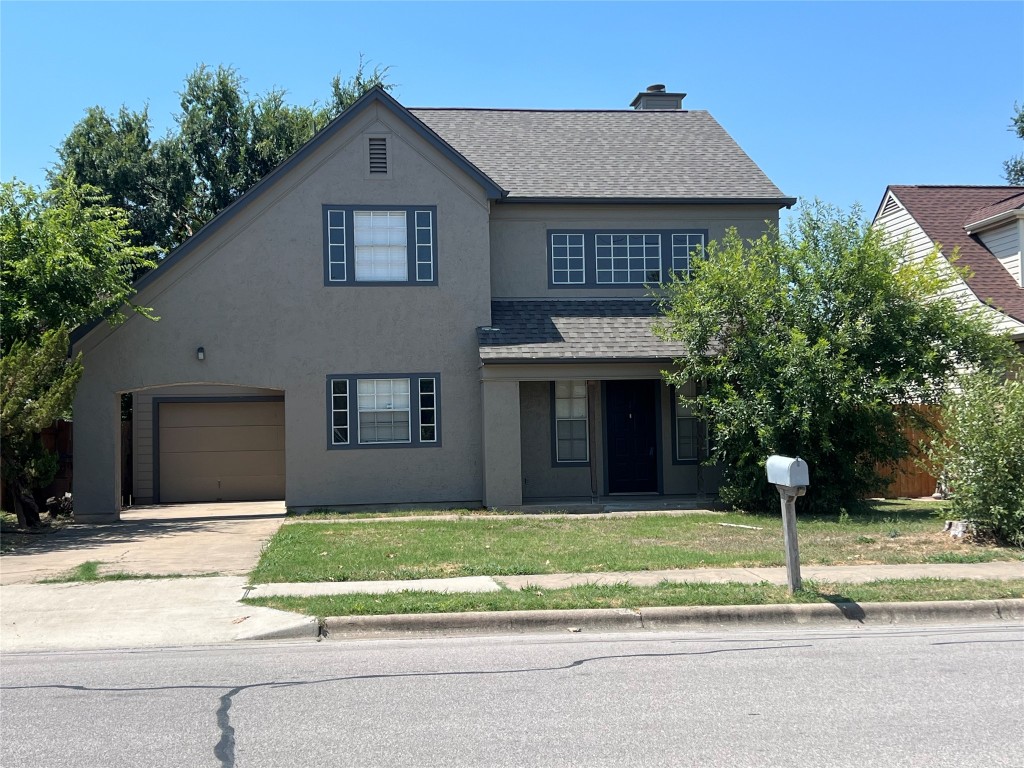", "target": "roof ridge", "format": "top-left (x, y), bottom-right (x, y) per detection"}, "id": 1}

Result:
top-left (891, 184), bottom-right (1024, 191)
top-left (410, 107), bottom-right (704, 115)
